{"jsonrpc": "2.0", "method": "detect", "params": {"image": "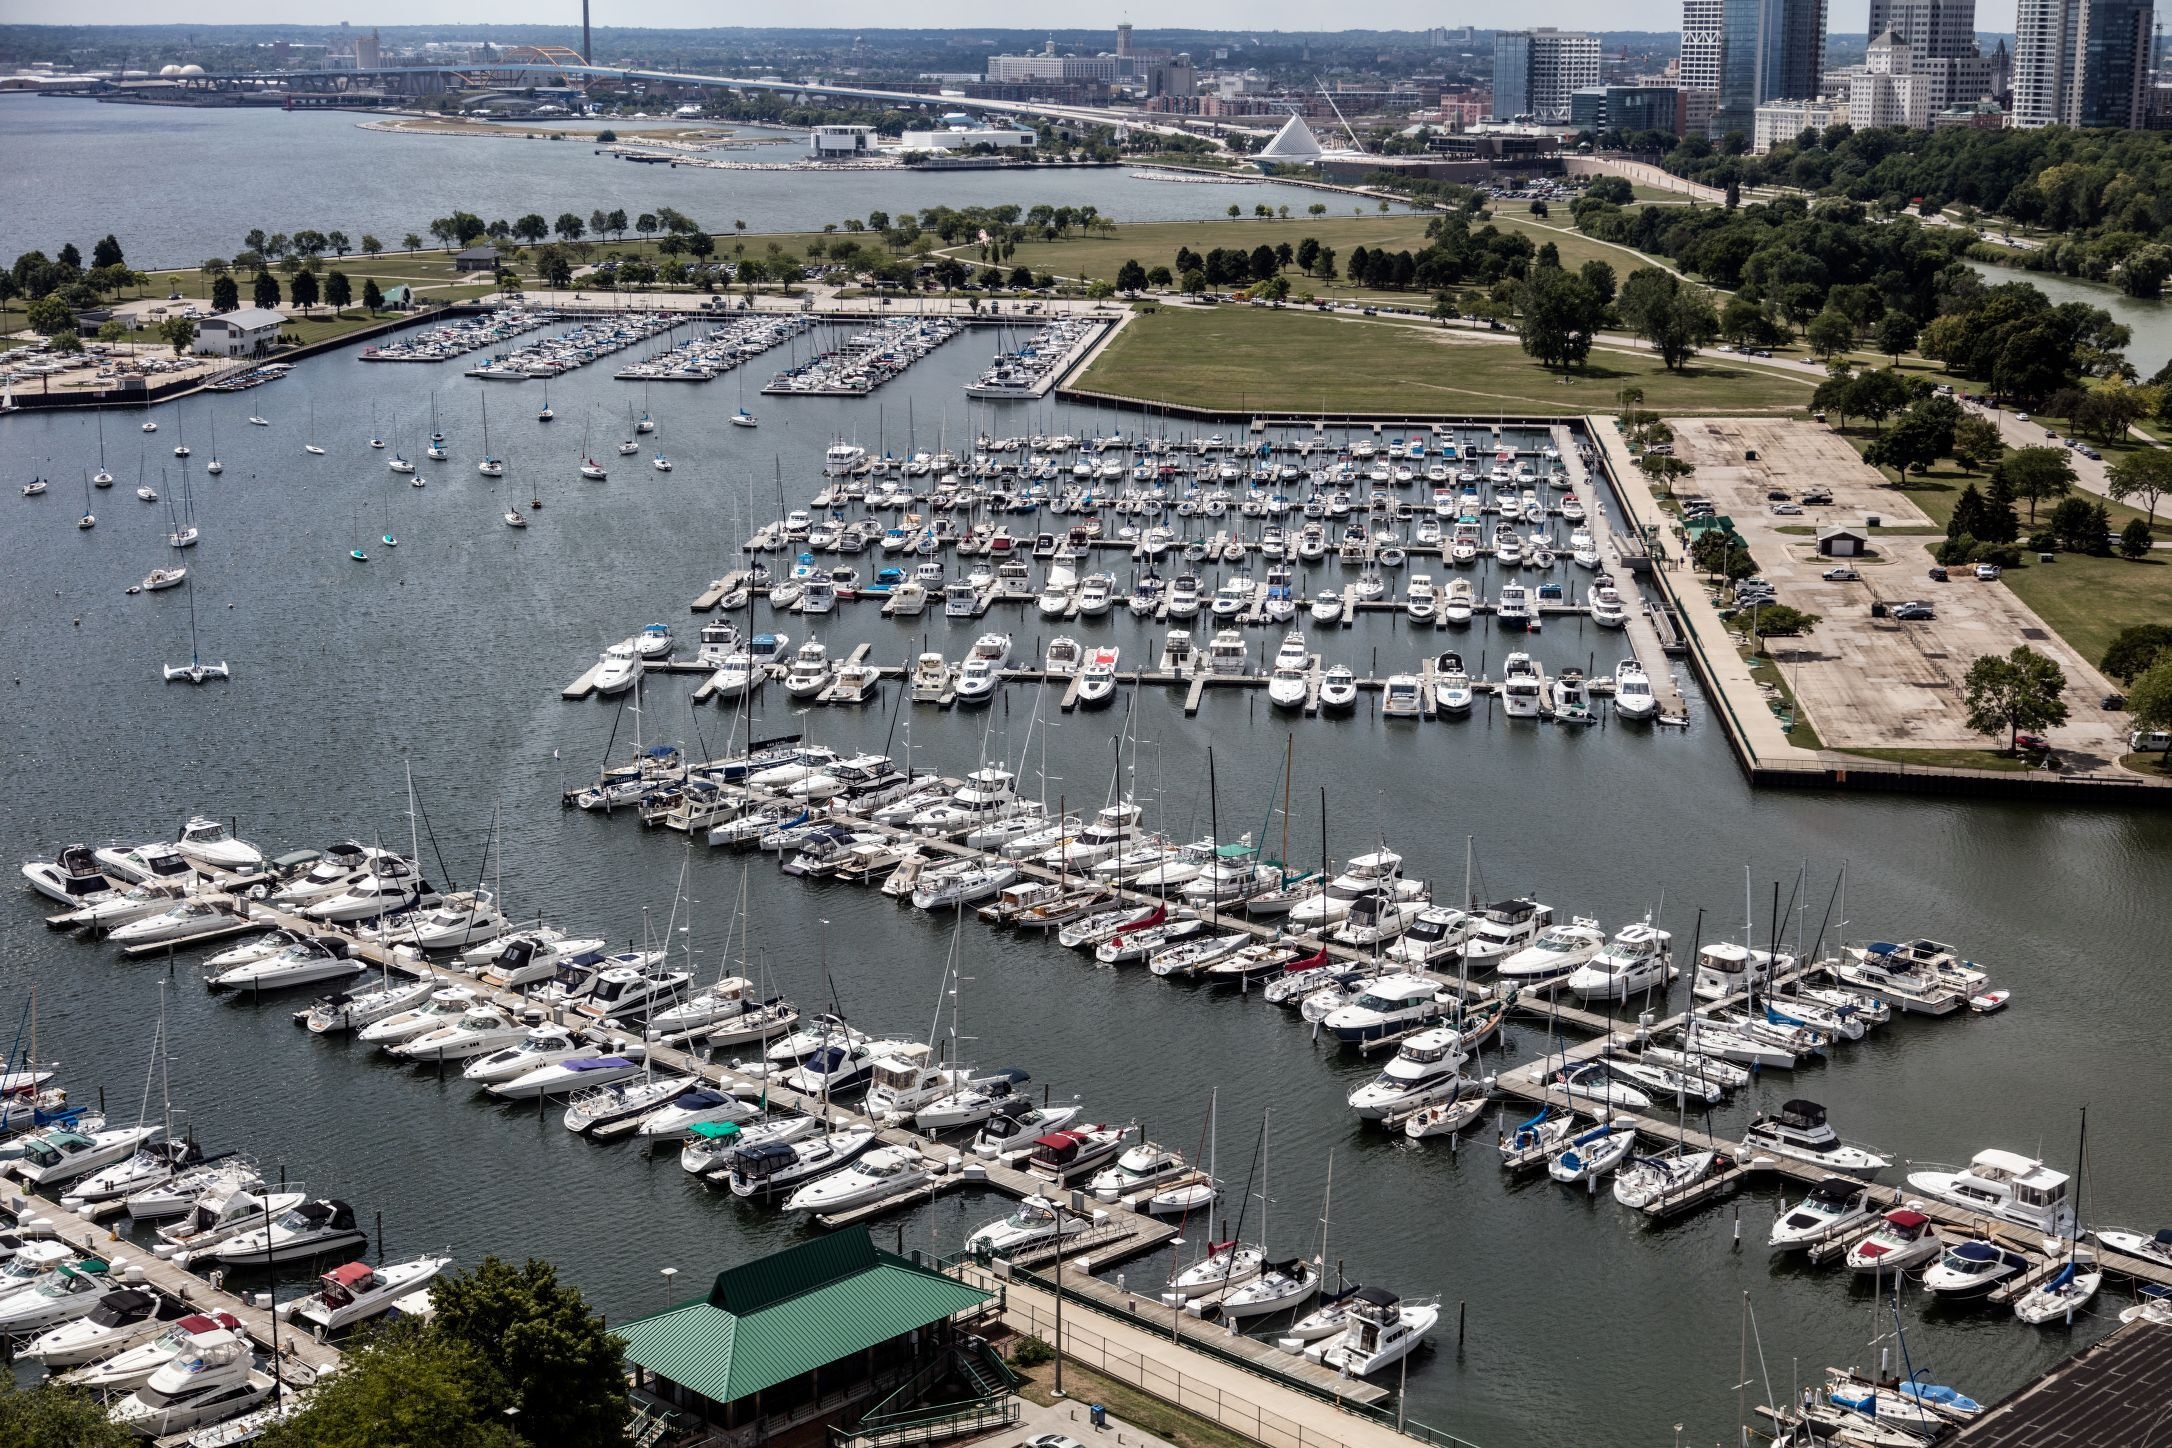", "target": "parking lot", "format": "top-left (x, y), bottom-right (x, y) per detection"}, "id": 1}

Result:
top-left (1668, 419), bottom-right (2131, 762)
